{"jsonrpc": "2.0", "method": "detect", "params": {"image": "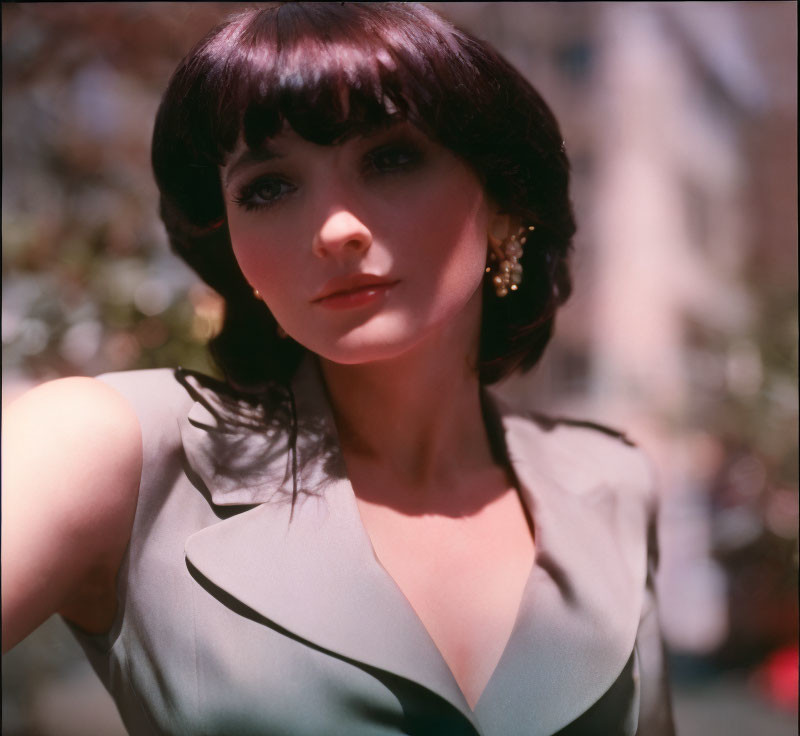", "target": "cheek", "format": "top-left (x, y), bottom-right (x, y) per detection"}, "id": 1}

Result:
top-left (415, 183), bottom-right (489, 291)
top-left (228, 224), bottom-right (266, 279)
top-left (227, 221), bottom-right (295, 297)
